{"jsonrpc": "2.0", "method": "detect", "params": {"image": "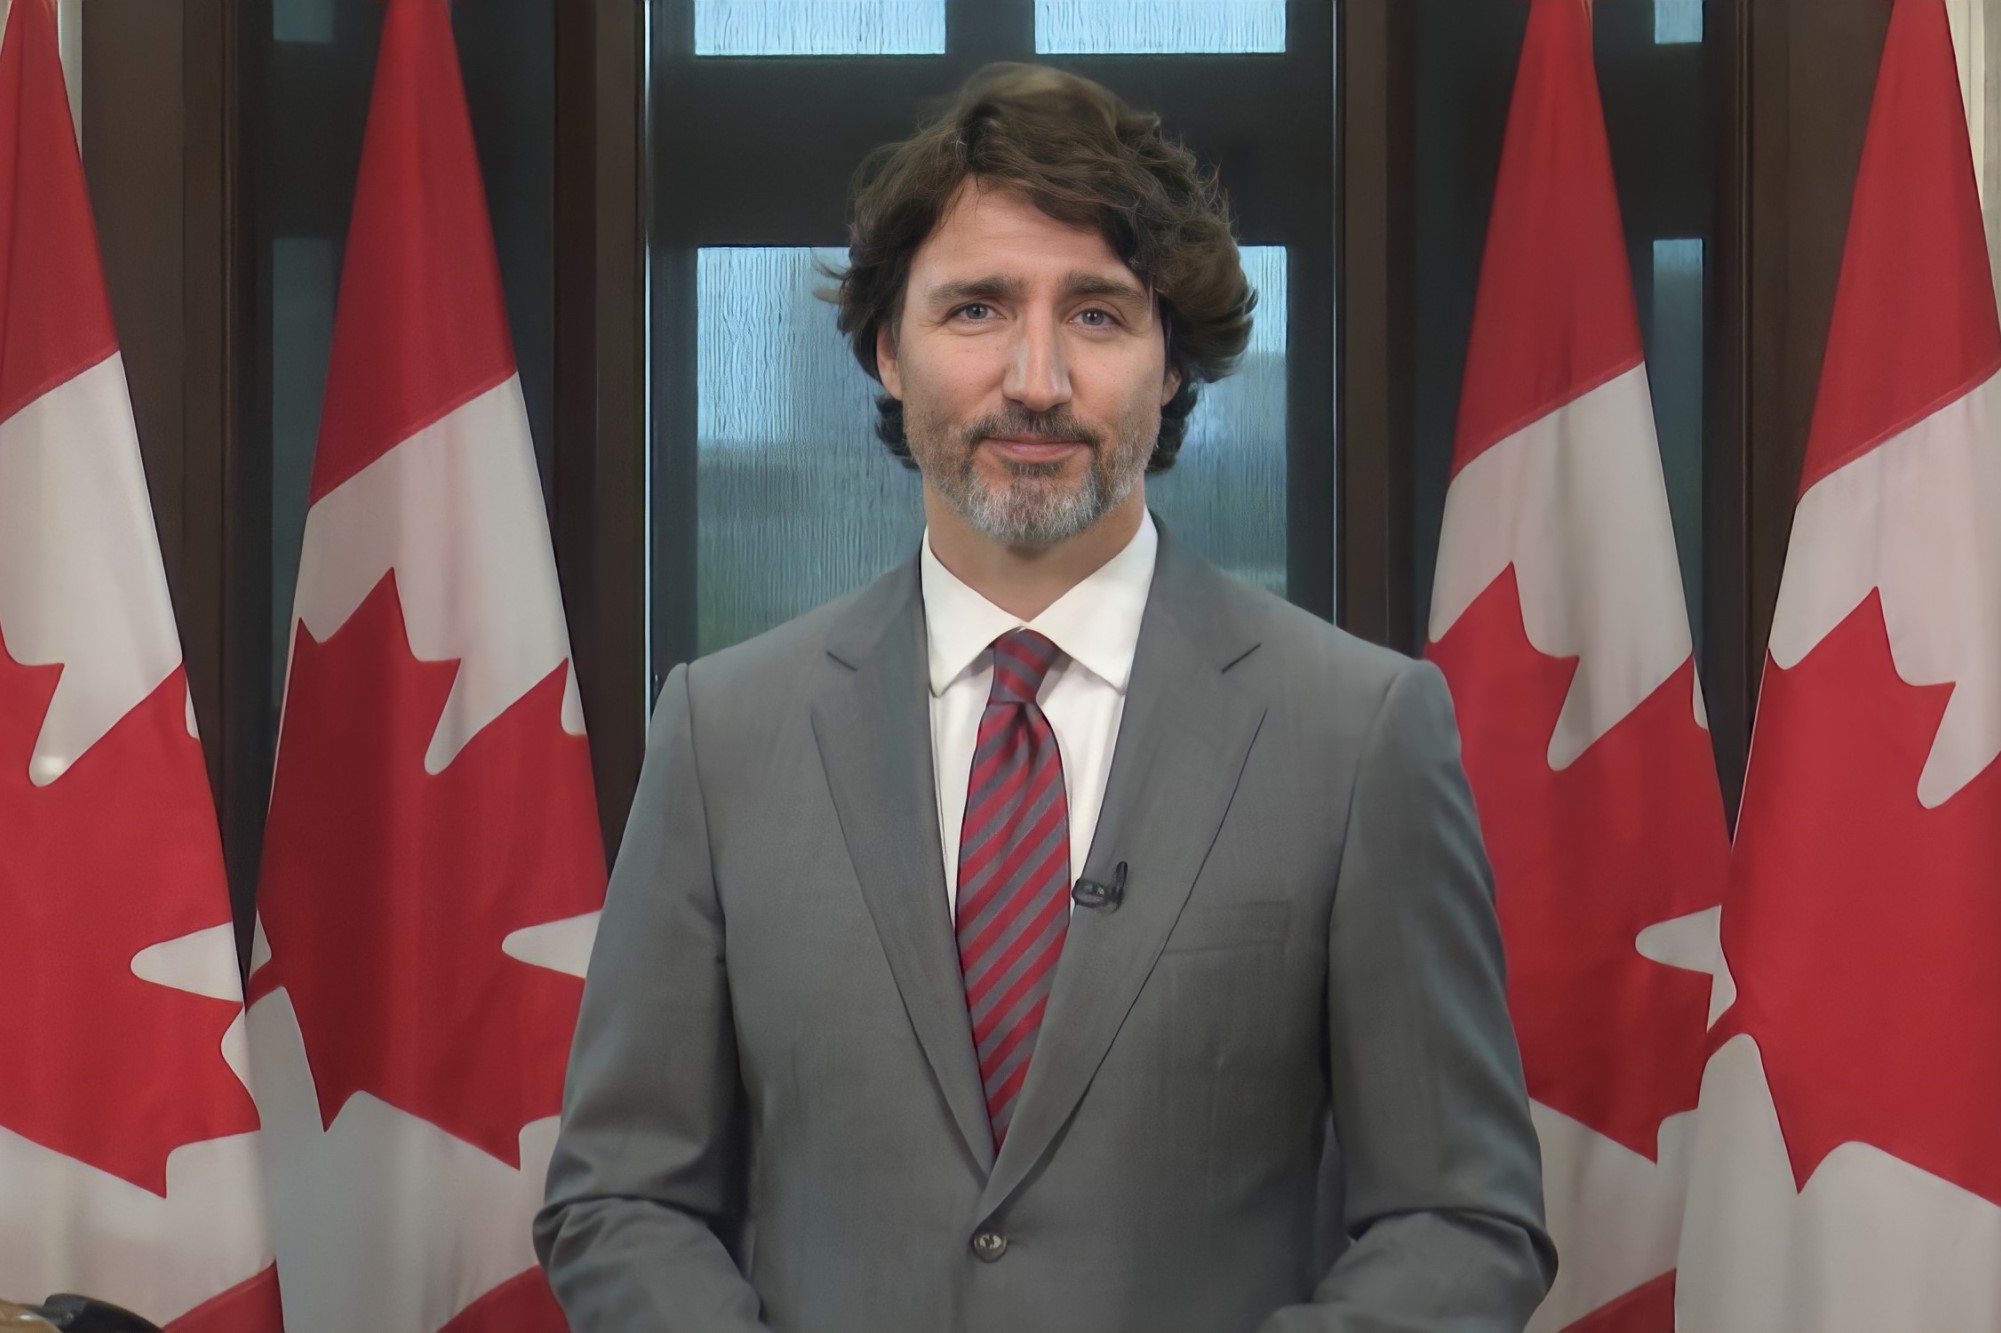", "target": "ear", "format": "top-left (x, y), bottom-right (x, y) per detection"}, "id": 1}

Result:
top-left (1160, 364), bottom-right (1182, 408)
top-left (876, 324), bottom-right (904, 401)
